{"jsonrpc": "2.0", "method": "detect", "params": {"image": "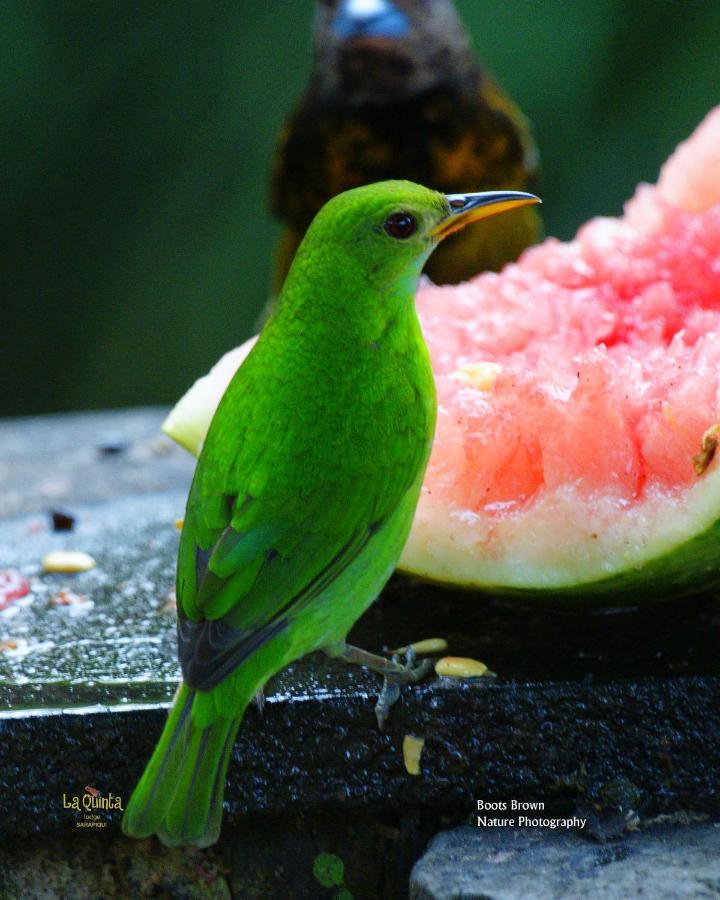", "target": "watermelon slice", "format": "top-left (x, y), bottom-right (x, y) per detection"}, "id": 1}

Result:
top-left (164, 107), bottom-right (720, 602)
